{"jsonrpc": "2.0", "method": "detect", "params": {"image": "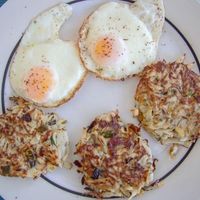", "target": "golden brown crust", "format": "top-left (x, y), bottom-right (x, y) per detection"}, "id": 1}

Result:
top-left (135, 59), bottom-right (200, 146)
top-left (0, 97), bottom-right (68, 178)
top-left (75, 112), bottom-right (154, 198)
